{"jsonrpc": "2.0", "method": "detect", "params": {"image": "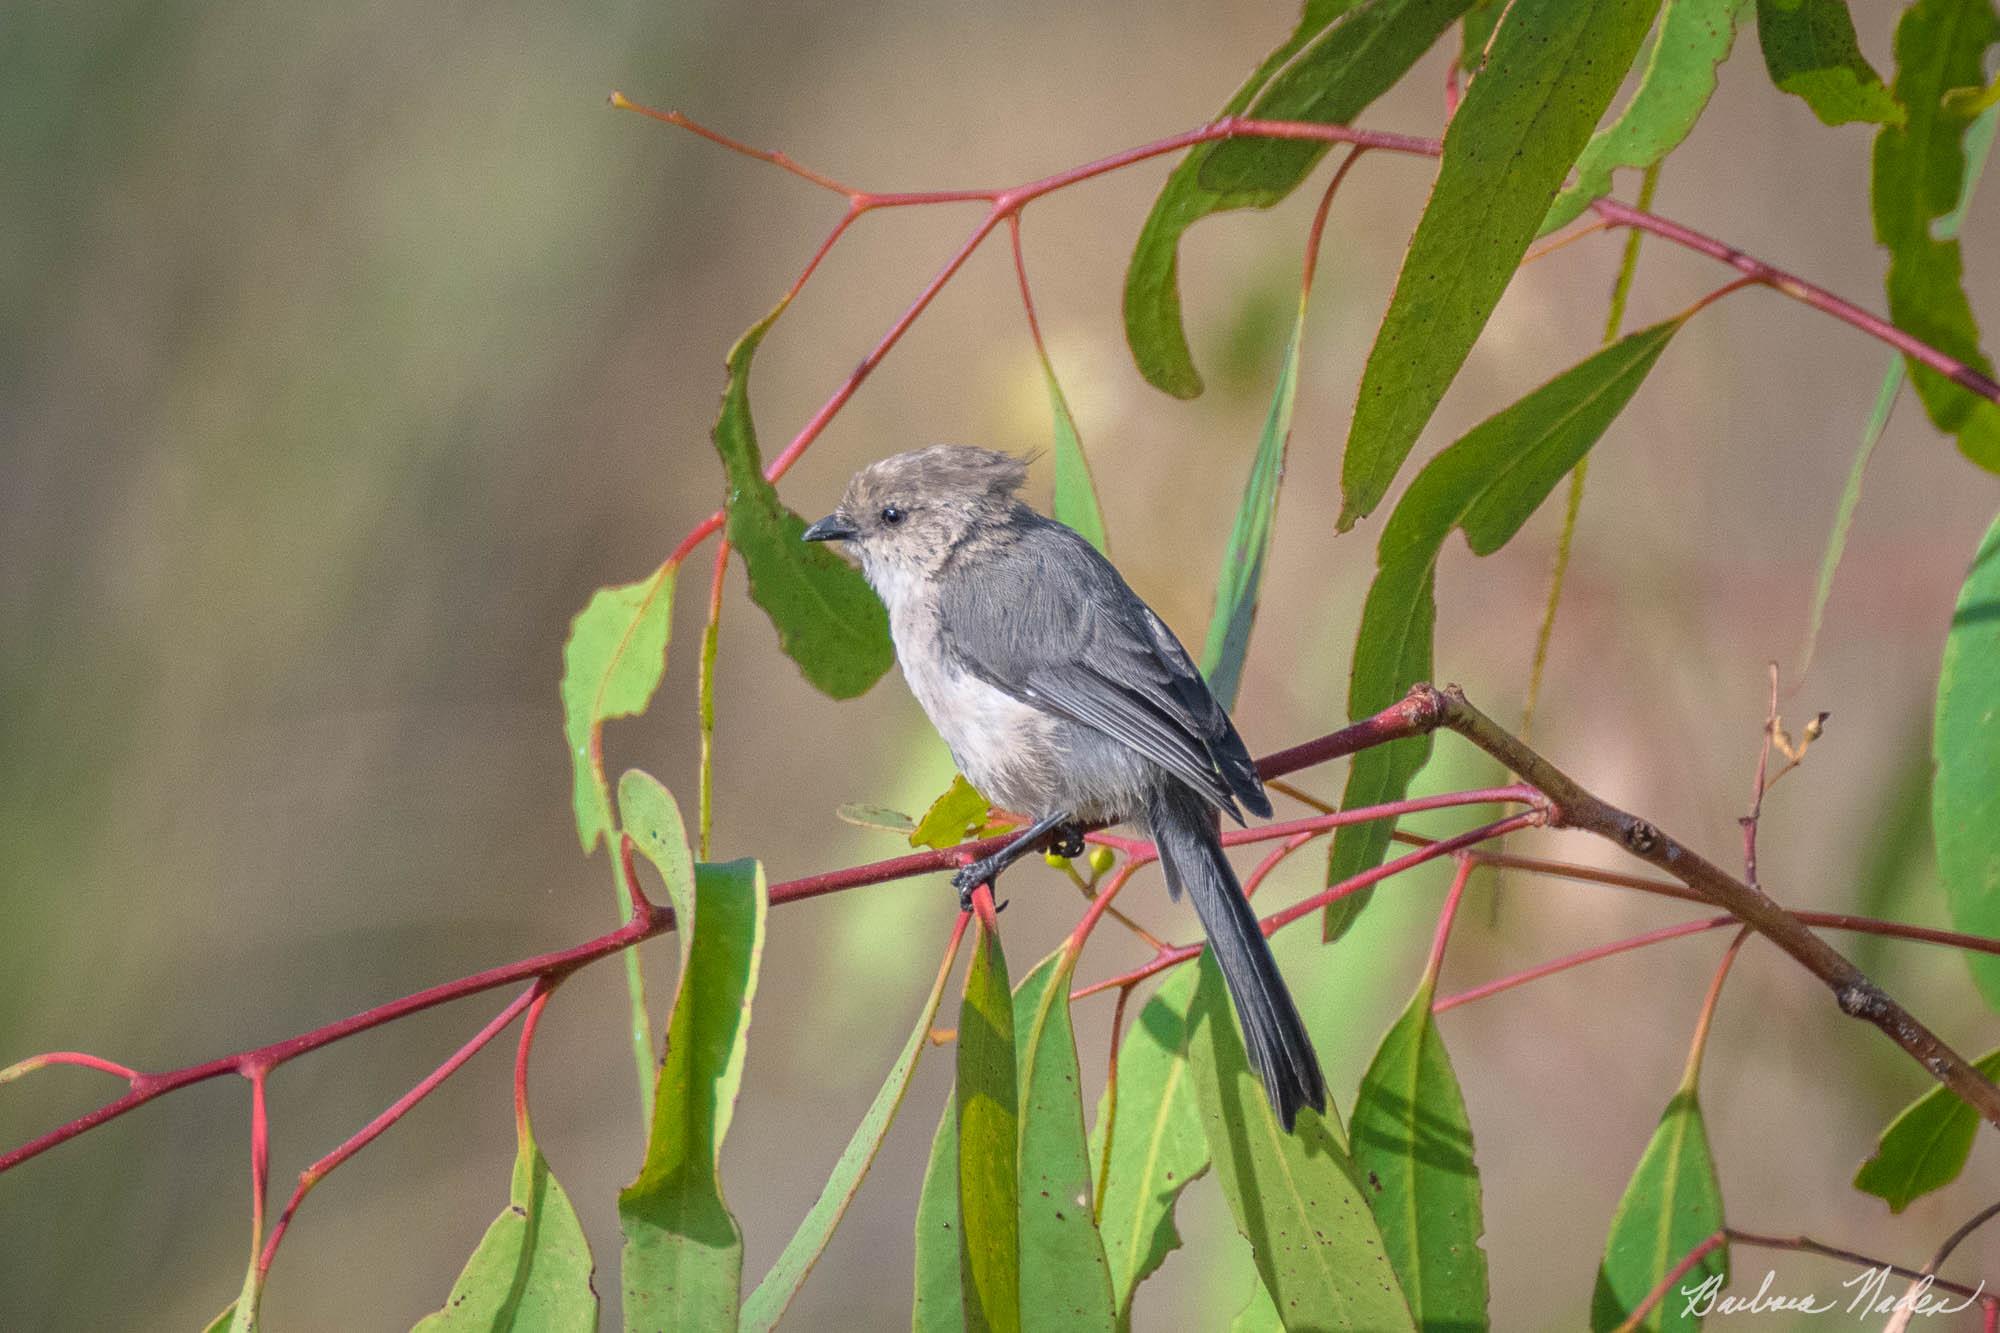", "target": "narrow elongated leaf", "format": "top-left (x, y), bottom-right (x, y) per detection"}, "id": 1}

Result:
top-left (1203, 296), bottom-right (1305, 711)
top-left (1756, 0), bottom-right (1904, 126)
top-left (1543, 0), bottom-right (1750, 234)
top-left (1044, 369), bottom-right (1109, 554)
top-left (741, 927), bottom-right (967, 1332)
top-left (1855, 1046), bottom-right (2000, 1210)
top-left (1459, 0), bottom-right (1503, 70)
top-left (1328, 319), bottom-right (1683, 934)
top-left (1186, 954), bottom-right (1415, 1330)
top-left (912, 775), bottom-right (998, 851)
top-left (959, 919), bottom-right (1021, 1332)
top-left (1014, 948), bottom-right (1116, 1330)
top-left (714, 307), bottom-right (895, 697)
top-left (1590, 1090), bottom-right (1727, 1332)
top-left (914, 1099), bottom-right (965, 1333)
top-left (1351, 978), bottom-right (1490, 1330)
top-left (1873, 0), bottom-right (2000, 472)
top-left (413, 1131), bottom-right (598, 1330)
top-left (1936, 510), bottom-right (2000, 1010)
top-left (1090, 970), bottom-right (1210, 1329)
top-left (1339, 0), bottom-right (1663, 530)
top-left (1123, 0), bottom-right (1471, 397)
top-left (561, 564), bottom-right (676, 850)
top-left (619, 858), bottom-right (768, 1332)
top-left (620, 769), bottom-right (697, 919)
